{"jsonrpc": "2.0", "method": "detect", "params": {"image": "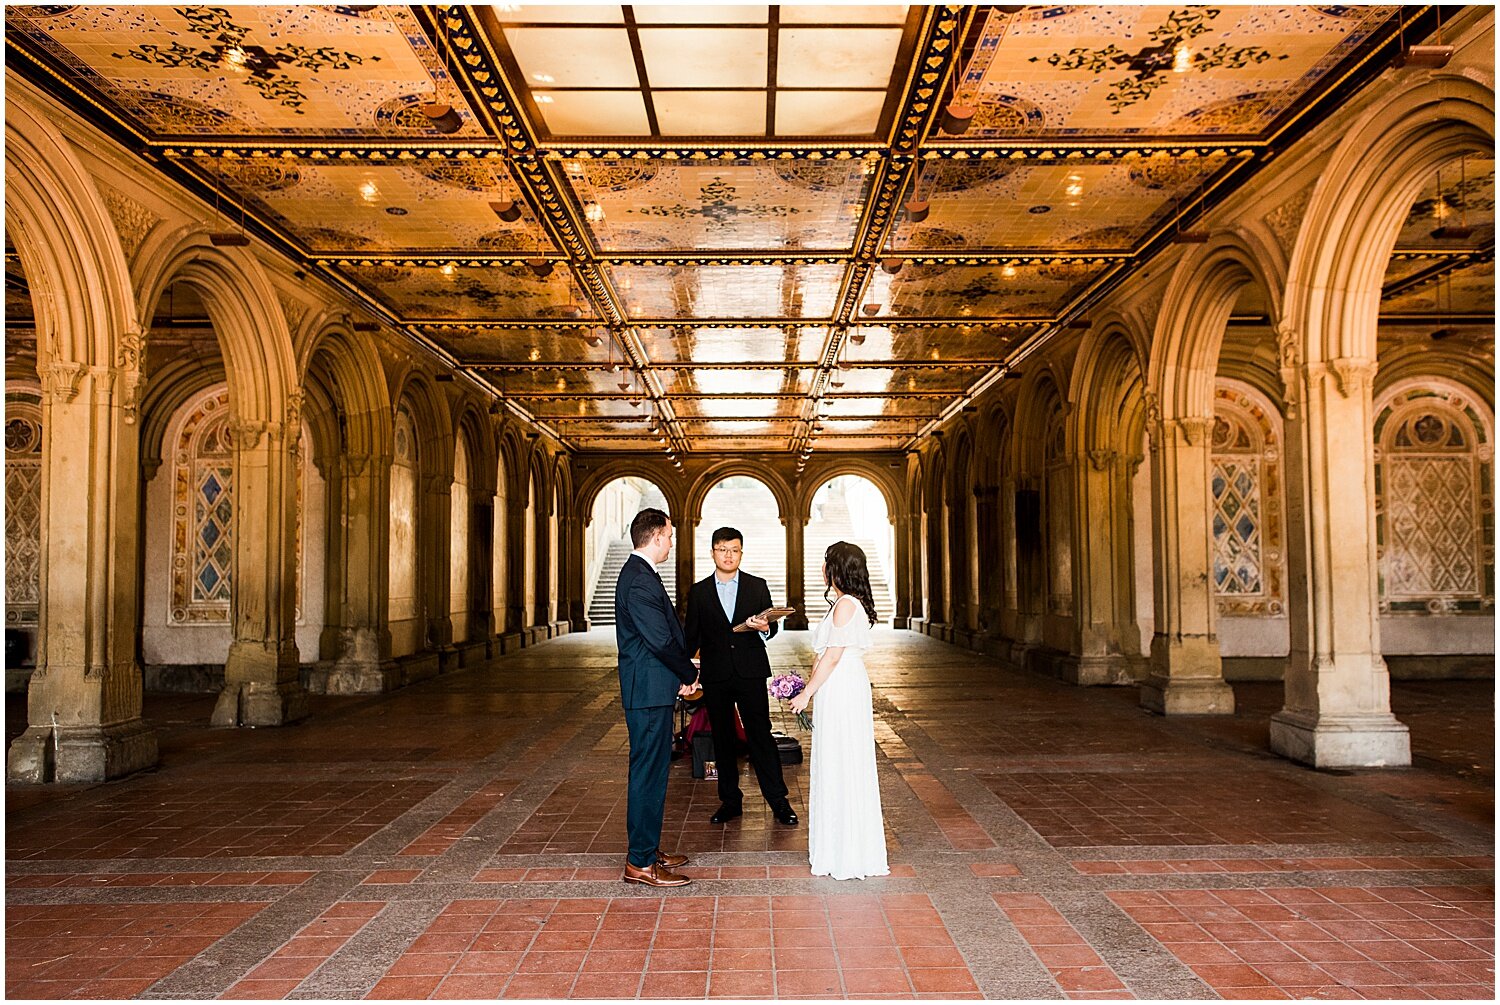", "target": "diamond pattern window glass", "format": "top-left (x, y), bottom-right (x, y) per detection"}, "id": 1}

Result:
top-left (1374, 381), bottom-right (1495, 614)
top-left (1210, 381), bottom-right (1285, 617)
top-left (4, 391), bottom-right (43, 634)
top-left (169, 386), bottom-right (306, 625)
